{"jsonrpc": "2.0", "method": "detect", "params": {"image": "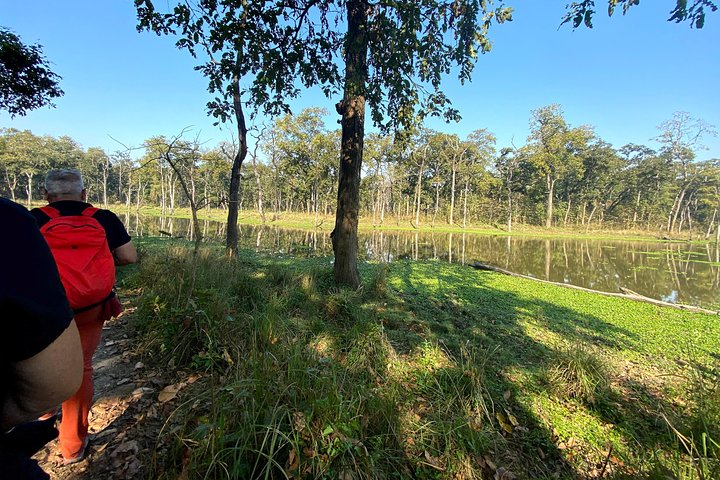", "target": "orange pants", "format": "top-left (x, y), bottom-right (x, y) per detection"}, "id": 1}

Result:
top-left (58, 298), bottom-right (122, 460)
